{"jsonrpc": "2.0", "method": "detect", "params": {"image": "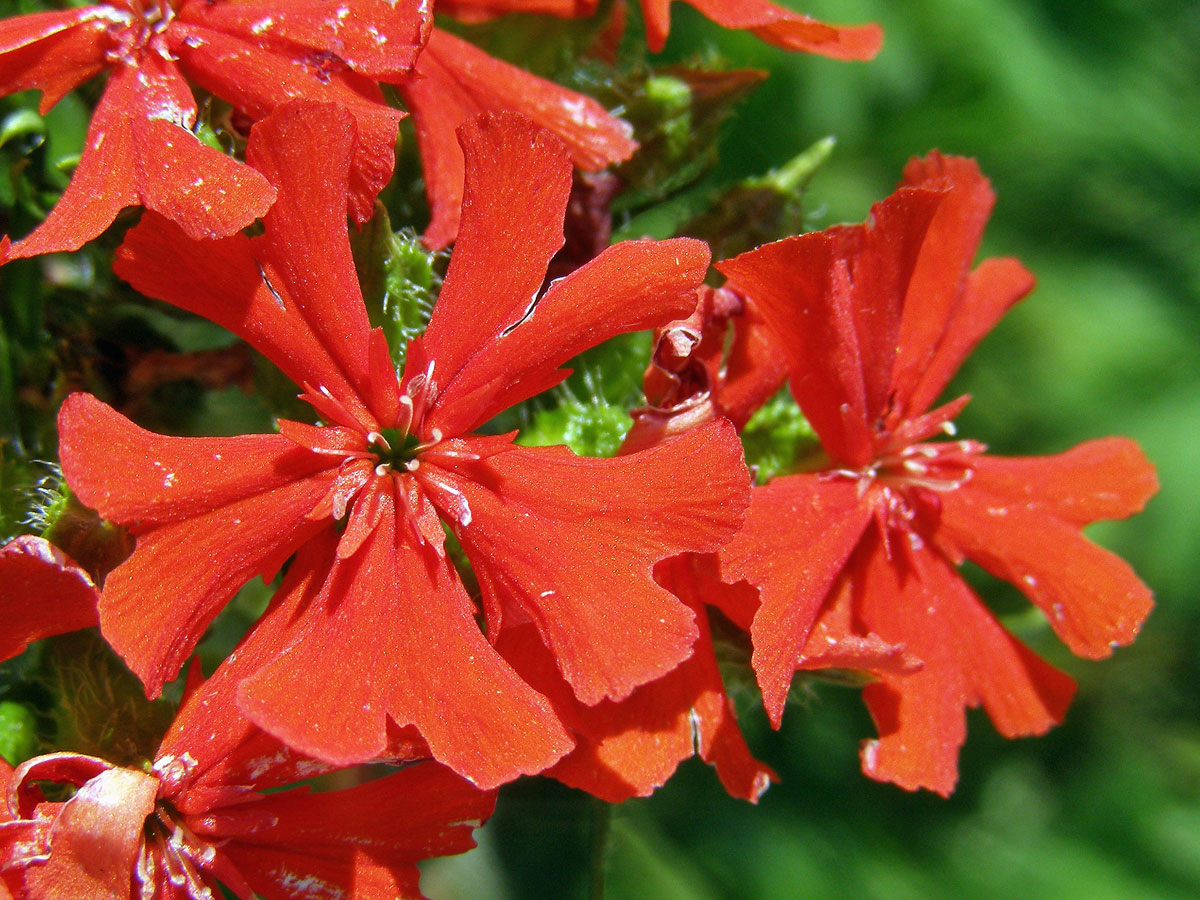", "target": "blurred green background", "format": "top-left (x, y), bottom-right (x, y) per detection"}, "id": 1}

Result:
top-left (433, 1), bottom-right (1200, 897)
